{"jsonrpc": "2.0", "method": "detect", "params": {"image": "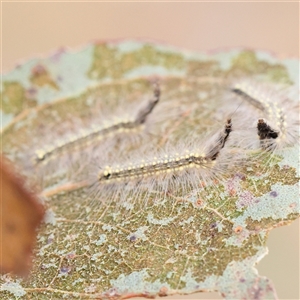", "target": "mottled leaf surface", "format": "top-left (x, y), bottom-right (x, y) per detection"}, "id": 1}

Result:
top-left (1, 42), bottom-right (299, 299)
